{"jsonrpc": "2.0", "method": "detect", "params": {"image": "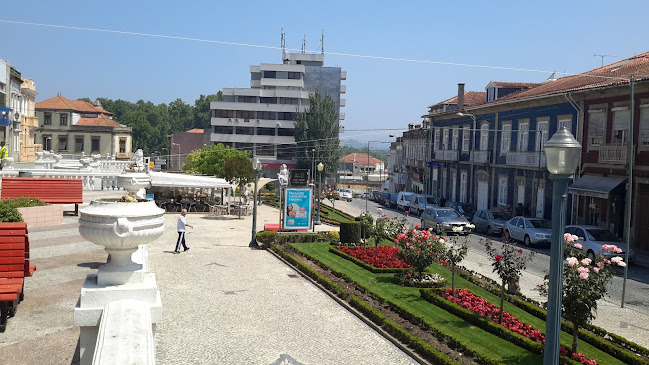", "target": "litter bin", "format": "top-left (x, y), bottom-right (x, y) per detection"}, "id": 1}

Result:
top-left (18, 171), bottom-right (32, 177)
